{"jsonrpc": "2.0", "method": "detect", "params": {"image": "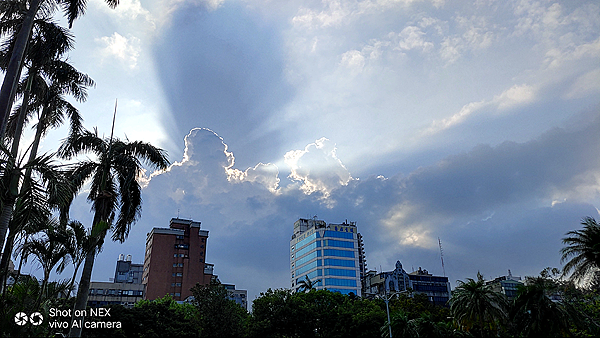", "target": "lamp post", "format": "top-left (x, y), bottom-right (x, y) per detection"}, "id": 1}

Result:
top-left (379, 289), bottom-right (410, 338)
